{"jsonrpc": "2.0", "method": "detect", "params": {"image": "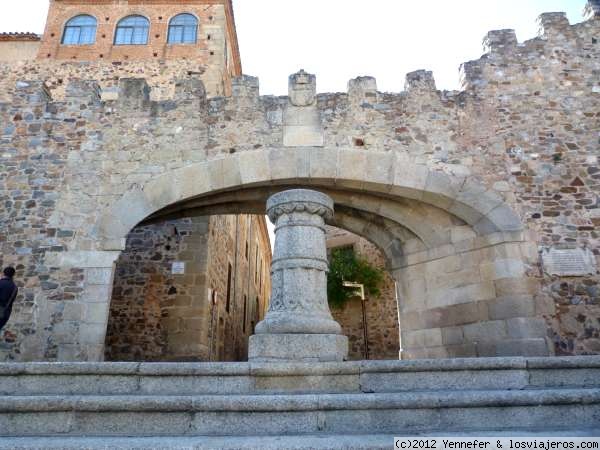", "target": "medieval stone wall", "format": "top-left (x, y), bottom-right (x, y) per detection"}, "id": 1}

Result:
top-left (0, 59), bottom-right (219, 102)
top-left (458, 15), bottom-right (600, 355)
top-left (105, 217), bottom-right (210, 361)
top-left (0, 9), bottom-right (598, 361)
